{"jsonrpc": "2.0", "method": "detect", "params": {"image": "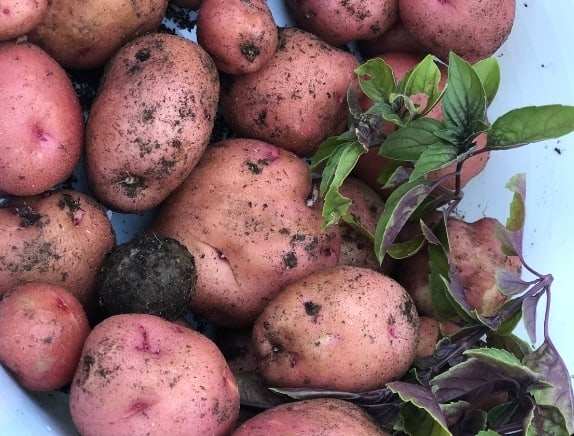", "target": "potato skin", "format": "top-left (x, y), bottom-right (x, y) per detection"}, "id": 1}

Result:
top-left (0, 190), bottom-right (116, 317)
top-left (0, 0), bottom-right (47, 41)
top-left (285, 0), bottom-right (399, 47)
top-left (232, 398), bottom-right (389, 435)
top-left (220, 27), bottom-right (360, 157)
top-left (197, 0), bottom-right (278, 75)
top-left (252, 265), bottom-right (419, 392)
top-left (0, 42), bottom-right (83, 197)
top-left (27, 0), bottom-right (168, 69)
top-left (398, 0), bottom-right (516, 63)
top-left (0, 282), bottom-right (90, 391)
top-left (85, 32), bottom-right (219, 213)
top-left (69, 313), bottom-right (239, 436)
top-left (150, 138), bottom-right (341, 327)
